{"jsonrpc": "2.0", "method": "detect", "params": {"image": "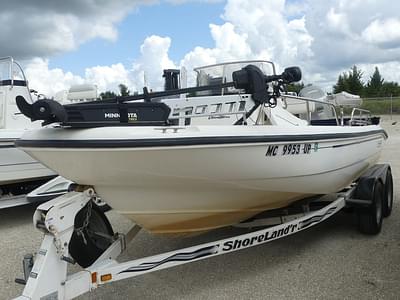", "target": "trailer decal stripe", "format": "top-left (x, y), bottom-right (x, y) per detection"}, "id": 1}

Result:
top-left (100, 198), bottom-right (345, 282)
top-left (118, 245), bottom-right (219, 273)
top-left (299, 207), bottom-right (337, 229)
